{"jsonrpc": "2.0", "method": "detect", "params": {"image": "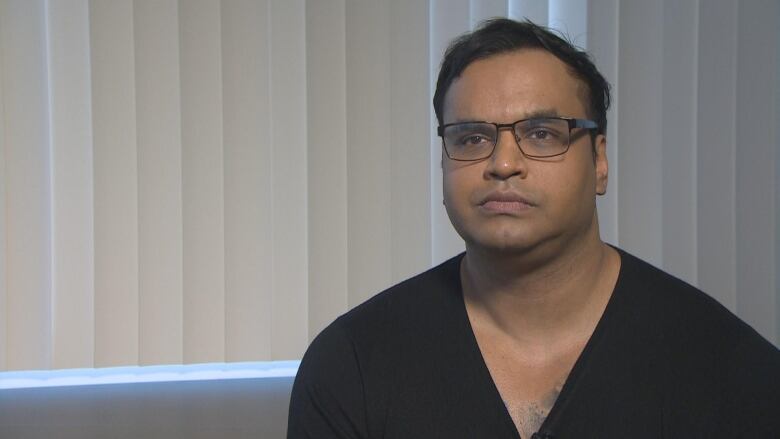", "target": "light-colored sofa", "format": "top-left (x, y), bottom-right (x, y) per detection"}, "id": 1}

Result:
top-left (0, 376), bottom-right (295, 438)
